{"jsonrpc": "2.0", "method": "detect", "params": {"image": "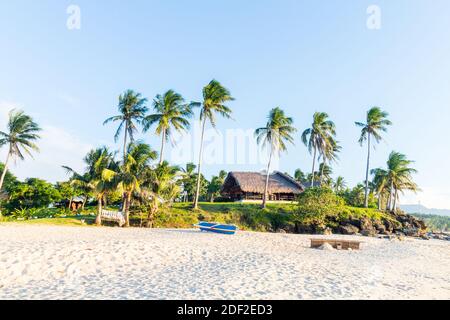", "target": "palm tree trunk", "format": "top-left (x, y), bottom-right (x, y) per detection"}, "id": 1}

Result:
top-left (123, 123), bottom-right (129, 163)
top-left (68, 196), bottom-right (73, 211)
top-left (0, 151), bottom-right (11, 193)
top-left (0, 151), bottom-right (10, 218)
top-left (389, 181), bottom-right (395, 212)
top-left (146, 201), bottom-right (158, 228)
top-left (320, 160), bottom-right (325, 186)
top-left (311, 146), bottom-right (317, 186)
top-left (82, 195), bottom-right (88, 211)
top-left (193, 118), bottom-right (207, 209)
top-left (393, 188), bottom-right (398, 212)
top-left (377, 193), bottom-right (382, 211)
top-left (96, 196), bottom-right (103, 226)
top-left (124, 192), bottom-right (131, 227)
top-left (262, 148), bottom-right (274, 209)
top-left (159, 130), bottom-right (166, 165)
top-left (364, 133), bottom-right (371, 208)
